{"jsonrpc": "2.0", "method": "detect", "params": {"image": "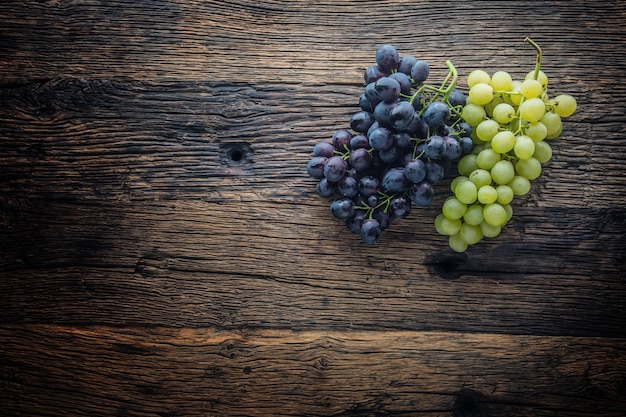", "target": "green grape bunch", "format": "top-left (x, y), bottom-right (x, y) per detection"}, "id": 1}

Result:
top-left (435, 38), bottom-right (578, 252)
